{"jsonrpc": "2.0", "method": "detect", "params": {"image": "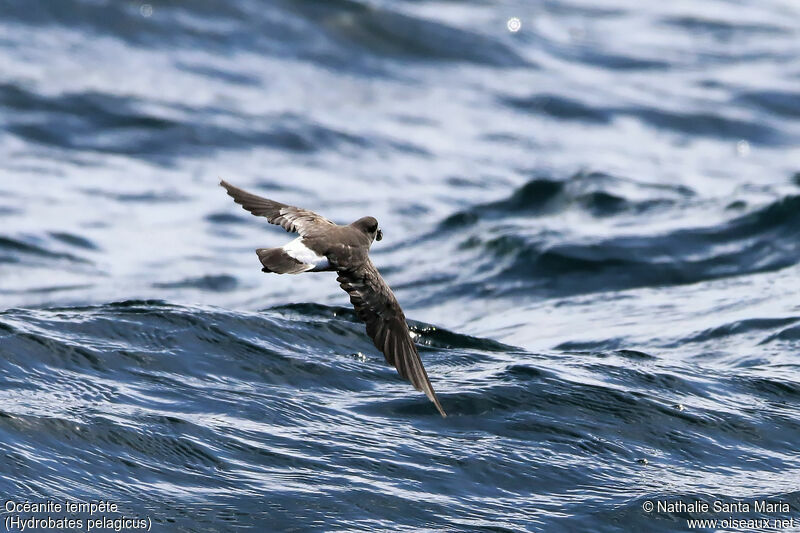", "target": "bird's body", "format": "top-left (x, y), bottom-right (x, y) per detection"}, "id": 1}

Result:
top-left (220, 180), bottom-right (446, 417)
